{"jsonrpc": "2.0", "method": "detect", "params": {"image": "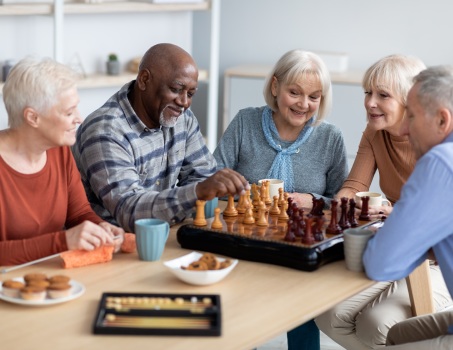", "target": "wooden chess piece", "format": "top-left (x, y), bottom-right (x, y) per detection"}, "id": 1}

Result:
top-left (193, 200), bottom-right (207, 226)
top-left (243, 203), bottom-right (255, 224)
top-left (284, 219), bottom-right (296, 242)
top-left (359, 196), bottom-right (371, 221)
top-left (302, 215), bottom-right (315, 245)
top-left (263, 181), bottom-right (272, 206)
top-left (236, 194), bottom-right (246, 214)
top-left (278, 187), bottom-right (284, 208)
top-left (278, 198), bottom-right (289, 221)
top-left (211, 207), bottom-right (223, 229)
top-left (311, 198), bottom-right (325, 217)
top-left (269, 195), bottom-right (281, 216)
top-left (326, 199), bottom-right (342, 235)
top-left (313, 217), bottom-right (325, 241)
top-left (338, 197), bottom-right (351, 230)
top-left (251, 183), bottom-right (261, 207)
top-left (223, 195), bottom-right (238, 217)
top-left (348, 198), bottom-right (359, 227)
top-left (240, 189), bottom-right (252, 217)
top-left (256, 202), bottom-right (269, 226)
